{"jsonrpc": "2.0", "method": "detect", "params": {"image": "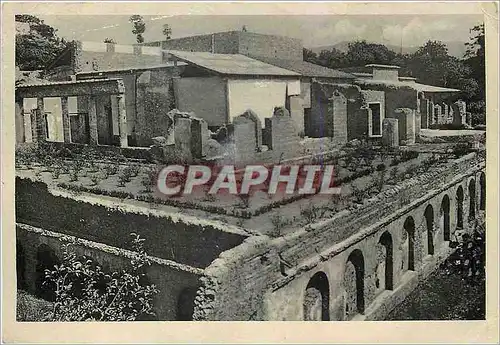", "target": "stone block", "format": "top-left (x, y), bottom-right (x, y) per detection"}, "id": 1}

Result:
top-left (382, 118), bottom-right (399, 148)
top-left (330, 91), bottom-right (348, 145)
top-left (394, 108), bottom-right (415, 146)
top-left (174, 117), bottom-right (192, 161)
